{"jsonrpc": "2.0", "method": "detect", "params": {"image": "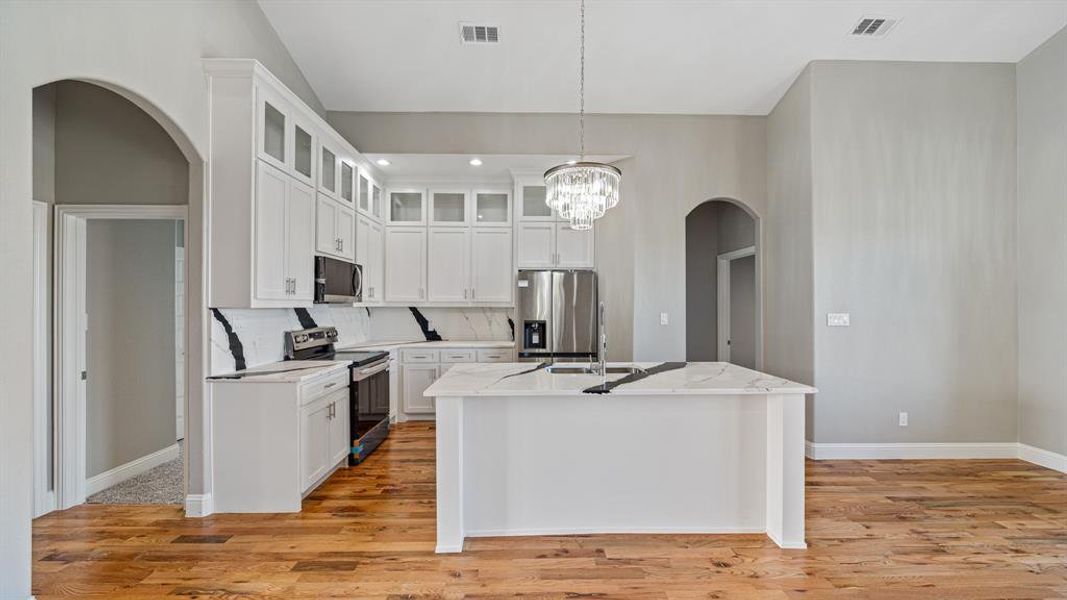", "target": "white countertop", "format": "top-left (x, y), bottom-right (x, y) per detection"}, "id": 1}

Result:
top-left (207, 360), bottom-right (349, 383)
top-left (336, 339), bottom-right (515, 352)
top-left (424, 361), bottom-right (817, 397)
